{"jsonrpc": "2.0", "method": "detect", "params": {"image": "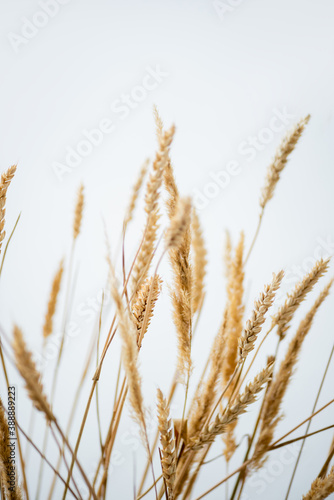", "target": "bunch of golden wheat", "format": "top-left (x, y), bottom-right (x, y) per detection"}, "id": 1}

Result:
top-left (0, 110), bottom-right (333, 500)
